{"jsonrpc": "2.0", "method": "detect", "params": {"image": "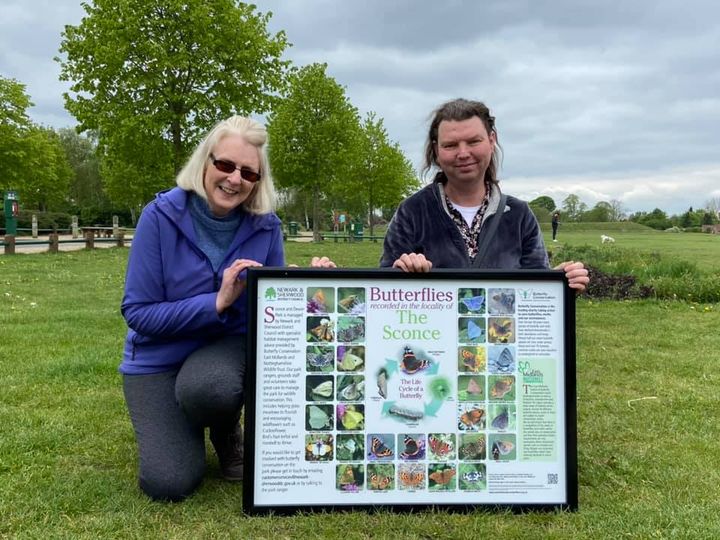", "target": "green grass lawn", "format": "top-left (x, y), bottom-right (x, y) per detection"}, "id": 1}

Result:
top-left (1, 242), bottom-right (719, 538)
top-left (540, 223), bottom-right (720, 273)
